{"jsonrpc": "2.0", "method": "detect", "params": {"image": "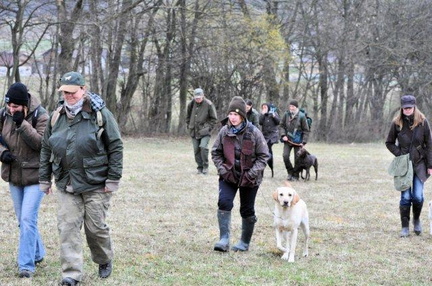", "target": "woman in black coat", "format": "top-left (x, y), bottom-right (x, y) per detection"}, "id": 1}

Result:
top-left (386, 95), bottom-right (432, 237)
top-left (259, 103), bottom-right (280, 177)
